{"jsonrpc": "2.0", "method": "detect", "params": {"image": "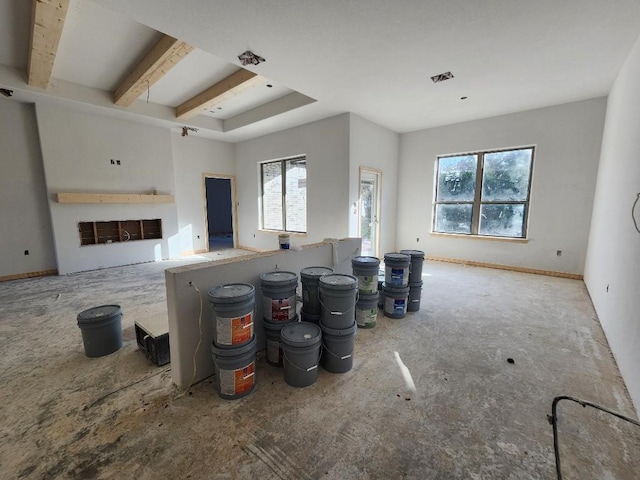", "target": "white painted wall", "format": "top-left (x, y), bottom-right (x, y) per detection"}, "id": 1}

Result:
top-left (235, 114), bottom-right (351, 251)
top-left (397, 98), bottom-right (607, 274)
top-left (585, 34), bottom-right (640, 414)
top-left (170, 133), bottom-right (235, 255)
top-left (348, 114), bottom-right (400, 256)
top-left (35, 103), bottom-right (179, 274)
top-left (0, 100), bottom-right (56, 277)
